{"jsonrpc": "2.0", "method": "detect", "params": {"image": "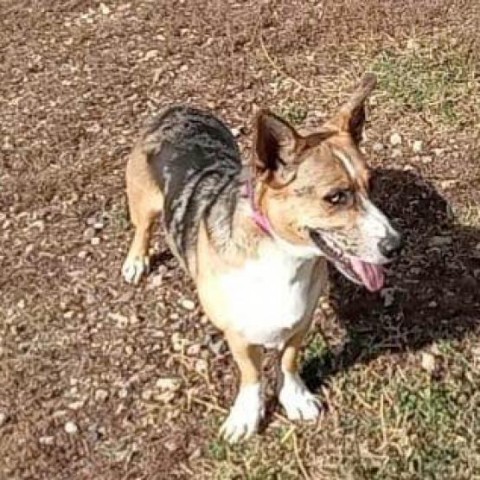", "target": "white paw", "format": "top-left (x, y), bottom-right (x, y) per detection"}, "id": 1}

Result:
top-left (220, 383), bottom-right (263, 443)
top-left (279, 372), bottom-right (320, 421)
top-left (122, 255), bottom-right (150, 284)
